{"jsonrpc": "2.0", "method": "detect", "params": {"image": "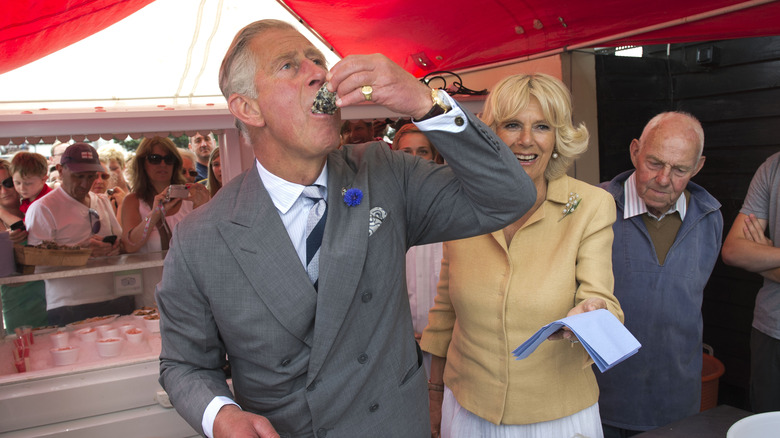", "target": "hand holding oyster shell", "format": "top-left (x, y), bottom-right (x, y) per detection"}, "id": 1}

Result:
top-left (311, 83), bottom-right (338, 115)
